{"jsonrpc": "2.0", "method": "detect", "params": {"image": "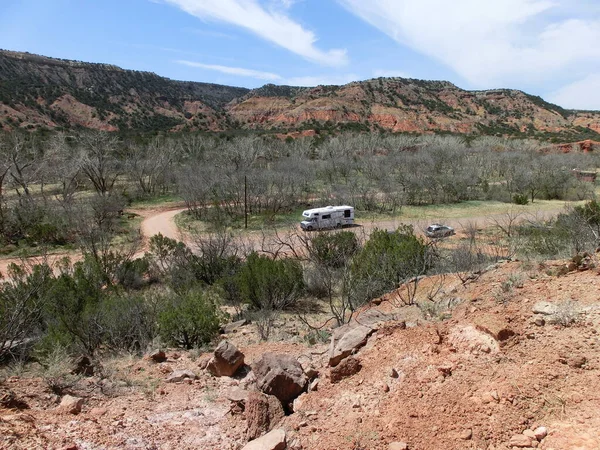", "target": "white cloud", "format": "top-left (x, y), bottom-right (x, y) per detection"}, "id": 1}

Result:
top-left (162, 0), bottom-right (348, 66)
top-left (185, 28), bottom-right (237, 39)
top-left (547, 74), bottom-right (600, 110)
top-left (268, 0), bottom-right (299, 10)
top-left (337, 0), bottom-right (600, 89)
top-left (177, 60), bottom-right (282, 81)
top-left (178, 60), bottom-right (358, 86)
